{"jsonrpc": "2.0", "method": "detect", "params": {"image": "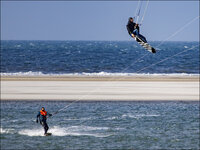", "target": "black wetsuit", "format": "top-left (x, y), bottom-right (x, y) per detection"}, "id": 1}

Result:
top-left (126, 20), bottom-right (147, 43)
top-left (37, 111), bottom-right (51, 134)
top-left (126, 20), bottom-right (139, 35)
